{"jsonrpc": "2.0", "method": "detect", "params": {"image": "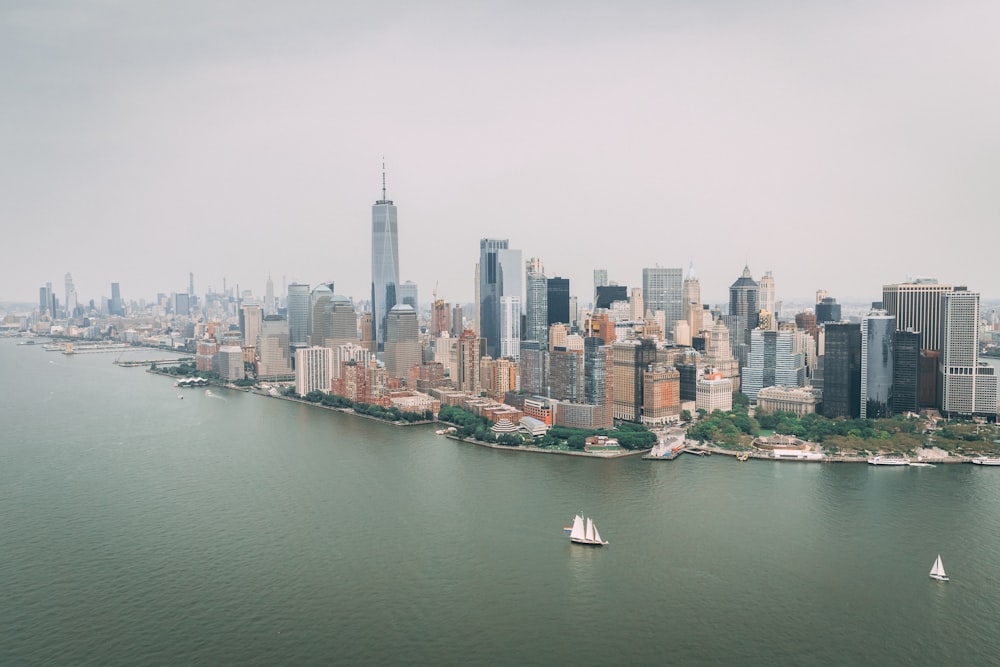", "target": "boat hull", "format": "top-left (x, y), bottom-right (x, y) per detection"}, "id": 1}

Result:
top-left (930, 574), bottom-right (949, 581)
top-left (971, 458), bottom-right (1000, 466)
top-left (867, 457), bottom-right (910, 466)
top-left (570, 538), bottom-right (608, 546)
